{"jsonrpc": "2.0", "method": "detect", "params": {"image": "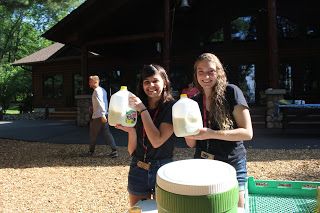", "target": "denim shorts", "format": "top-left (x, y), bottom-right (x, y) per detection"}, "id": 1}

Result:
top-left (127, 158), bottom-right (172, 196)
top-left (229, 156), bottom-right (247, 191)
